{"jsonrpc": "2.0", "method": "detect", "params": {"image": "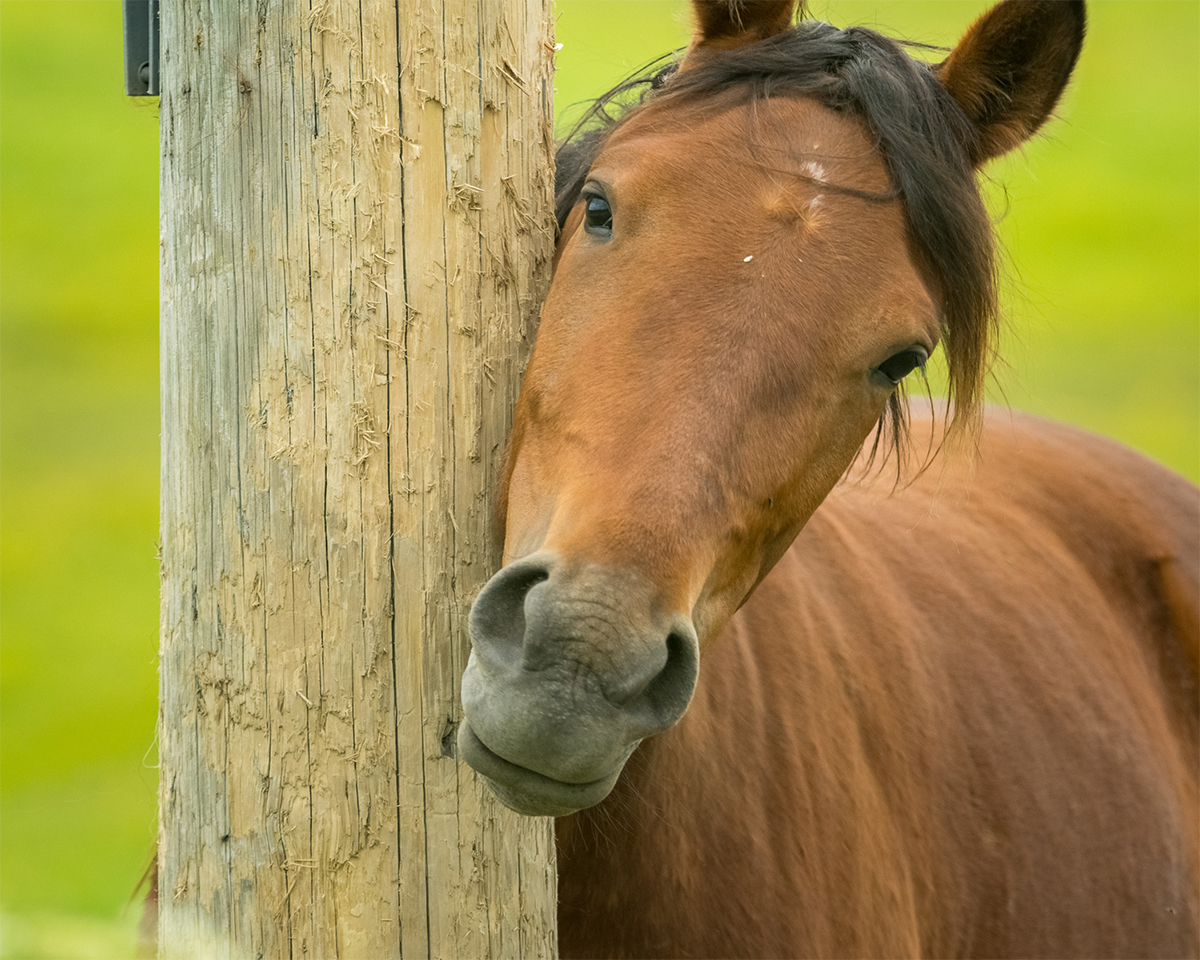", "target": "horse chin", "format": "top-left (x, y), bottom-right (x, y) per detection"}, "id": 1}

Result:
top-left (458, 720), bottom-right (630, 817)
